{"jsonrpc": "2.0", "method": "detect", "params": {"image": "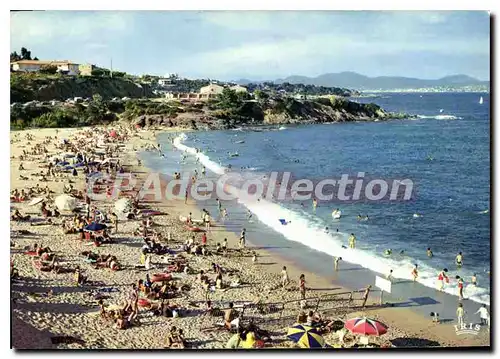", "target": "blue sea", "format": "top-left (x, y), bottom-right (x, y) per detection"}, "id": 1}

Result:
top-left (142, 92), bottom-right (490, 305)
